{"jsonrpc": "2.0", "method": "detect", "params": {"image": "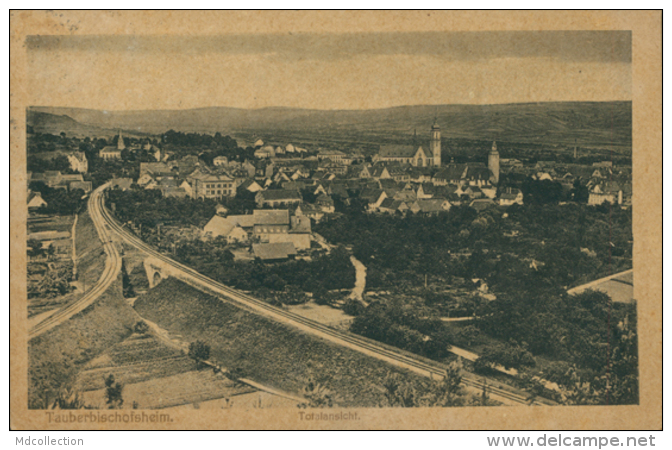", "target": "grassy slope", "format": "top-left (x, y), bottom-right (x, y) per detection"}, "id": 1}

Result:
top-left (28, 278), bottom-right (138, 409)
top-left (134, 278), bottom-right (427, 407)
